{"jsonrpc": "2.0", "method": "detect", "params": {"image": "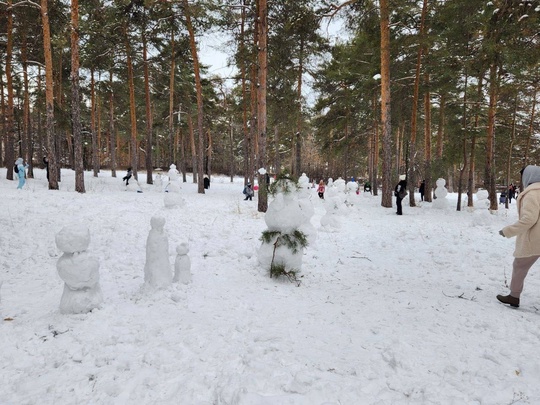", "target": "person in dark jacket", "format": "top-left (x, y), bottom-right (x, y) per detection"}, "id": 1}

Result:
top-left (203, 174), bottom-right (210, 189)
top-left (243, 183), bottom-right (254, 201)
top-left (419, 179), bottom-right (425, 201)
top-left (123, 167), bottom-right (133, 186)
top-left (395, 175), bottom-right (407, 215)
top-left (364, 181), bottom-right (372, 194)
top-left (43, 156), bottom-right (49, 181)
